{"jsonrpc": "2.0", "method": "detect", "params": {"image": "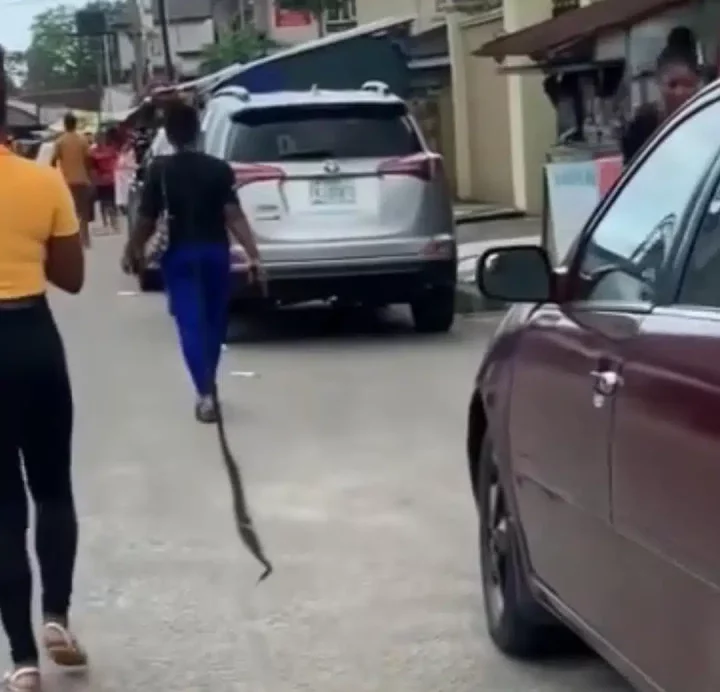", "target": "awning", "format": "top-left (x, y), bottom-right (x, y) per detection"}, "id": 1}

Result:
top-left (474, 0), bottom-right (693, 61)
